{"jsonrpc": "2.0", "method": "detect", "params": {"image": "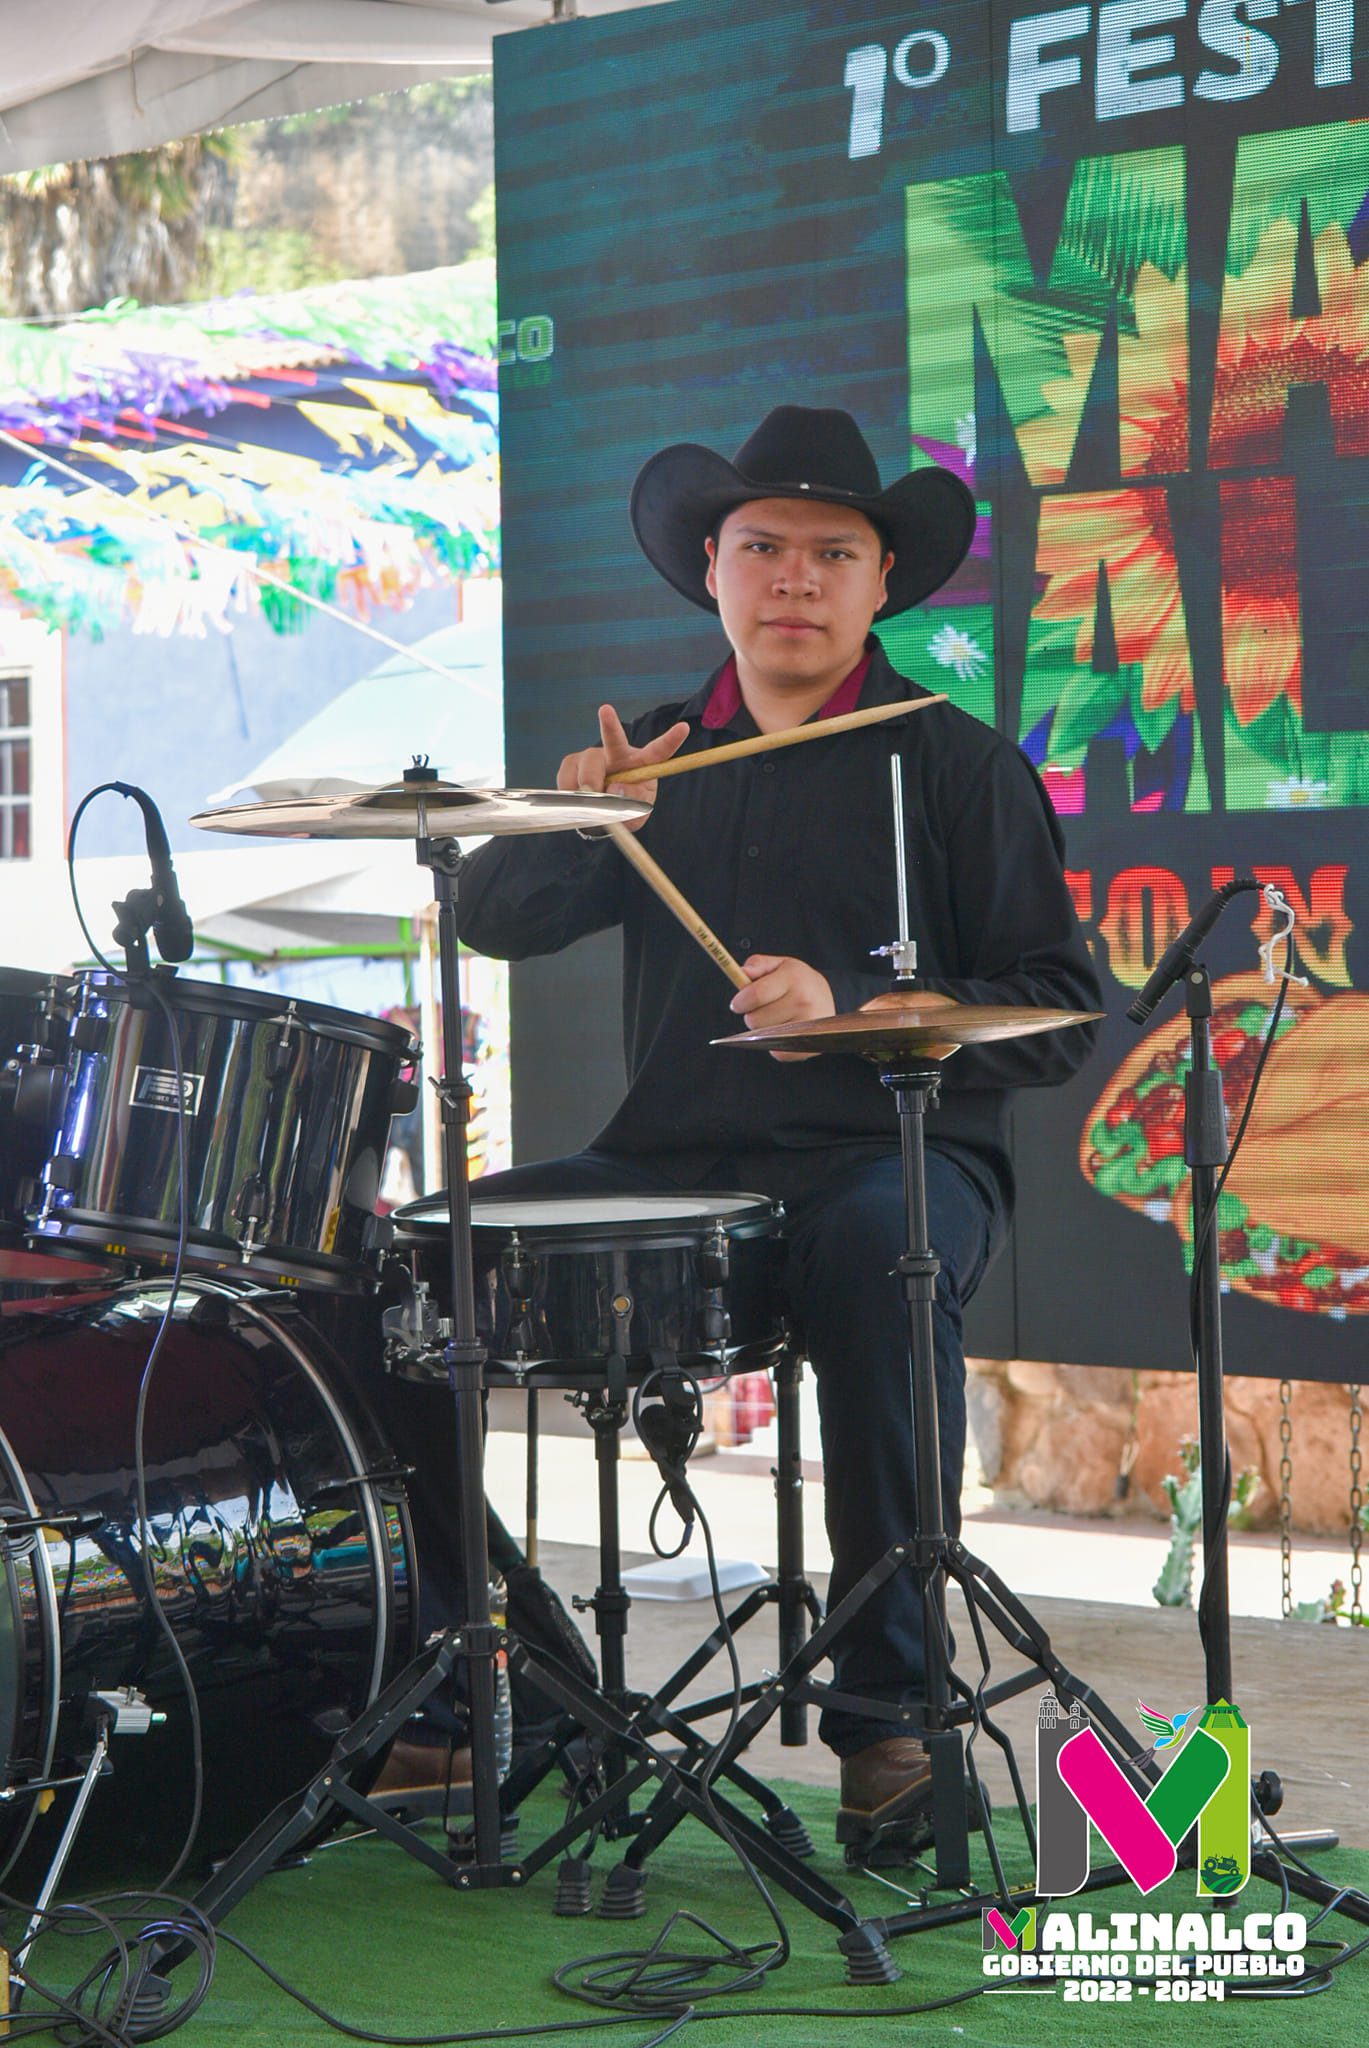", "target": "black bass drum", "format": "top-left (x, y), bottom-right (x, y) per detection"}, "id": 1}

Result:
top-left (0, 1276), bottom-right (416, 1886)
